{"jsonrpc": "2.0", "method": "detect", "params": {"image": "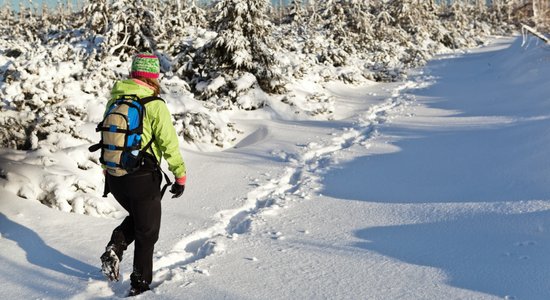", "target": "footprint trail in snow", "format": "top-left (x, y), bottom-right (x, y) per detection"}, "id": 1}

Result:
top-left (147, 80), bottom-right (420, 289)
